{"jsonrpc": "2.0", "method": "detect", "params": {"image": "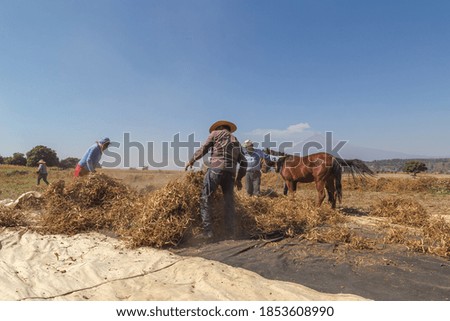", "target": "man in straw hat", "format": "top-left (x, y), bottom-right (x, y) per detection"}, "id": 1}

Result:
top-left (241, 139), bottom-right (273, 196)
top-left (36, 159), bottom-right (49, 186)
top-left (74, 137), bottom-right (111, 177)
top-left (186, 120), bottom-right (247, 239)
